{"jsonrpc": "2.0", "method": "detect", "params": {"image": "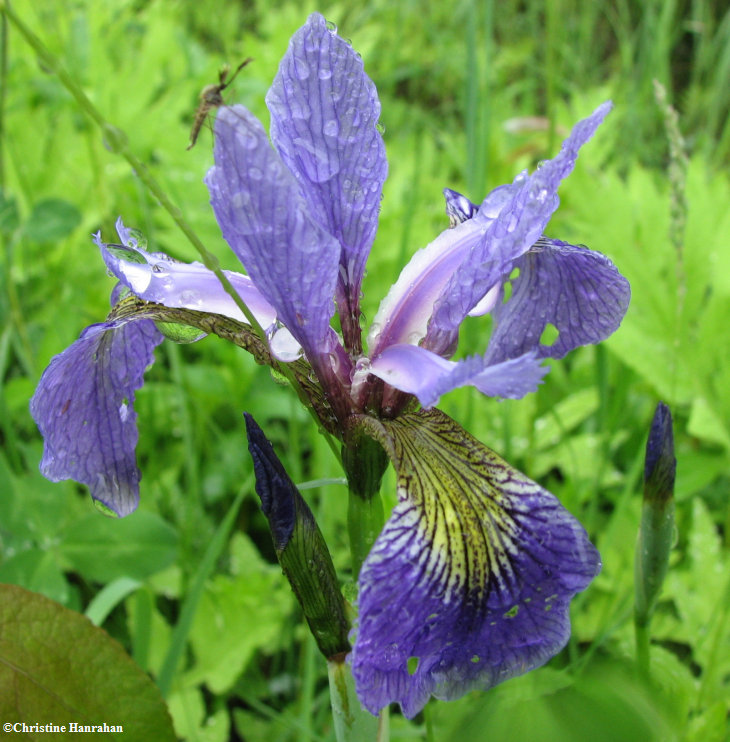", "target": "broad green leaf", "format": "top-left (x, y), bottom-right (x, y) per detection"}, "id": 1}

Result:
top-left (0, 549), bottom-right (69, 605)
top-left (167, 687), bottom-right (230, 742)
top-left (533, 388), bottom-right (599, 450)
top-left (23, 198), bottom-right (82, 242)
top-left (430, 658), bottom-right (676, 742)
top-left (0, 189), bottom-right (20, 234)
top-left (59, 511), bottom-right (178, 583)
top-left (185, 534), bottom-right (293, 694)
top-left (0, 584), bottom-right (175, 740)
